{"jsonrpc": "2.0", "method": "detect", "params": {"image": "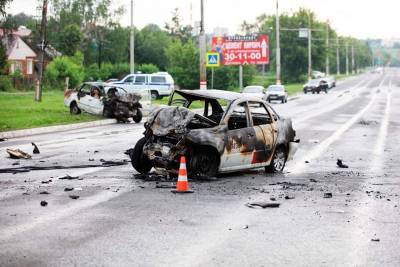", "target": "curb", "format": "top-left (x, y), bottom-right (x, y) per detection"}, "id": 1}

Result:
top-left (0, 119), bottom-right (117, 139)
